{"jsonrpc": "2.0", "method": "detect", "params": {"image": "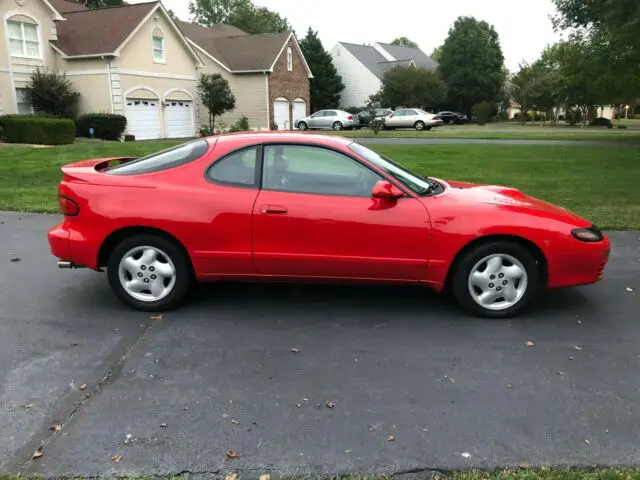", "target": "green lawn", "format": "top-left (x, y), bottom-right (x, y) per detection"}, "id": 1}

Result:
top-left (0, 140), bottom-right (638, 230)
